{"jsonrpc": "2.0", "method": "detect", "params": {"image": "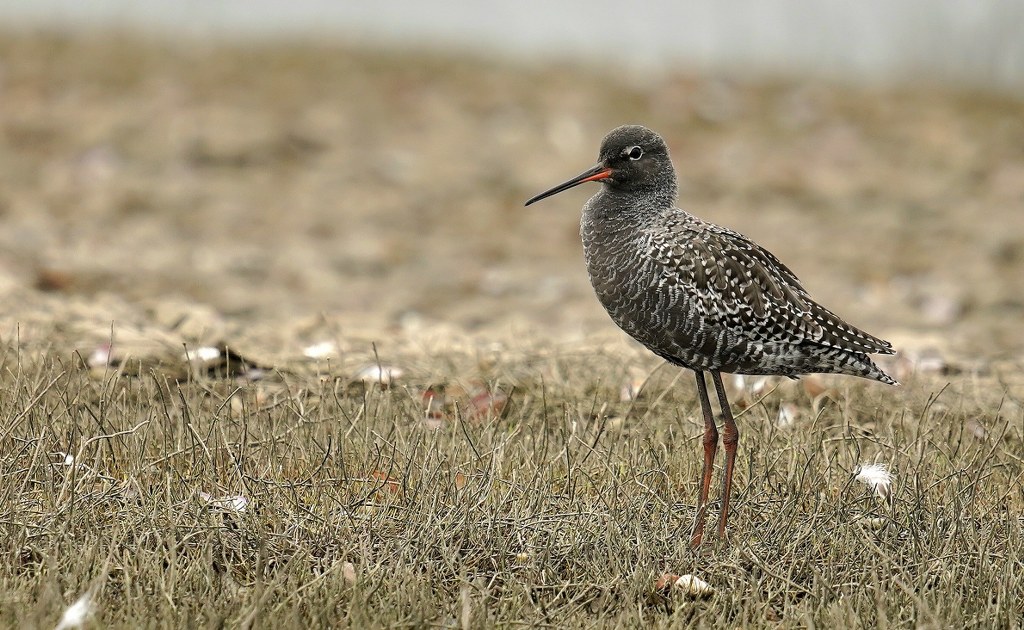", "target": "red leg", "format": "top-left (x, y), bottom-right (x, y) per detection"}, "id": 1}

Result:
top-left (710, 371), bottom-right (739, 541)
top-left (690, 371), bottom-right (719, 549)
